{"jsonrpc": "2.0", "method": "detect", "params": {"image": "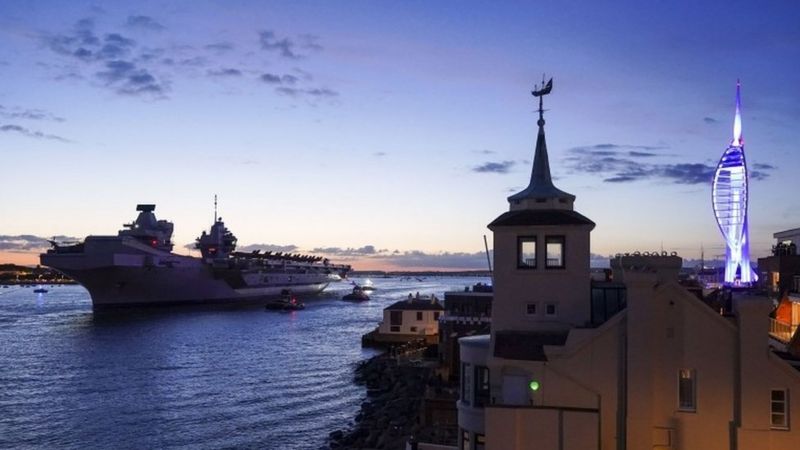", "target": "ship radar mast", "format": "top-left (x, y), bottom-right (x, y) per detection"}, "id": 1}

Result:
top-left (196, 195), bottom-right (237, 260)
